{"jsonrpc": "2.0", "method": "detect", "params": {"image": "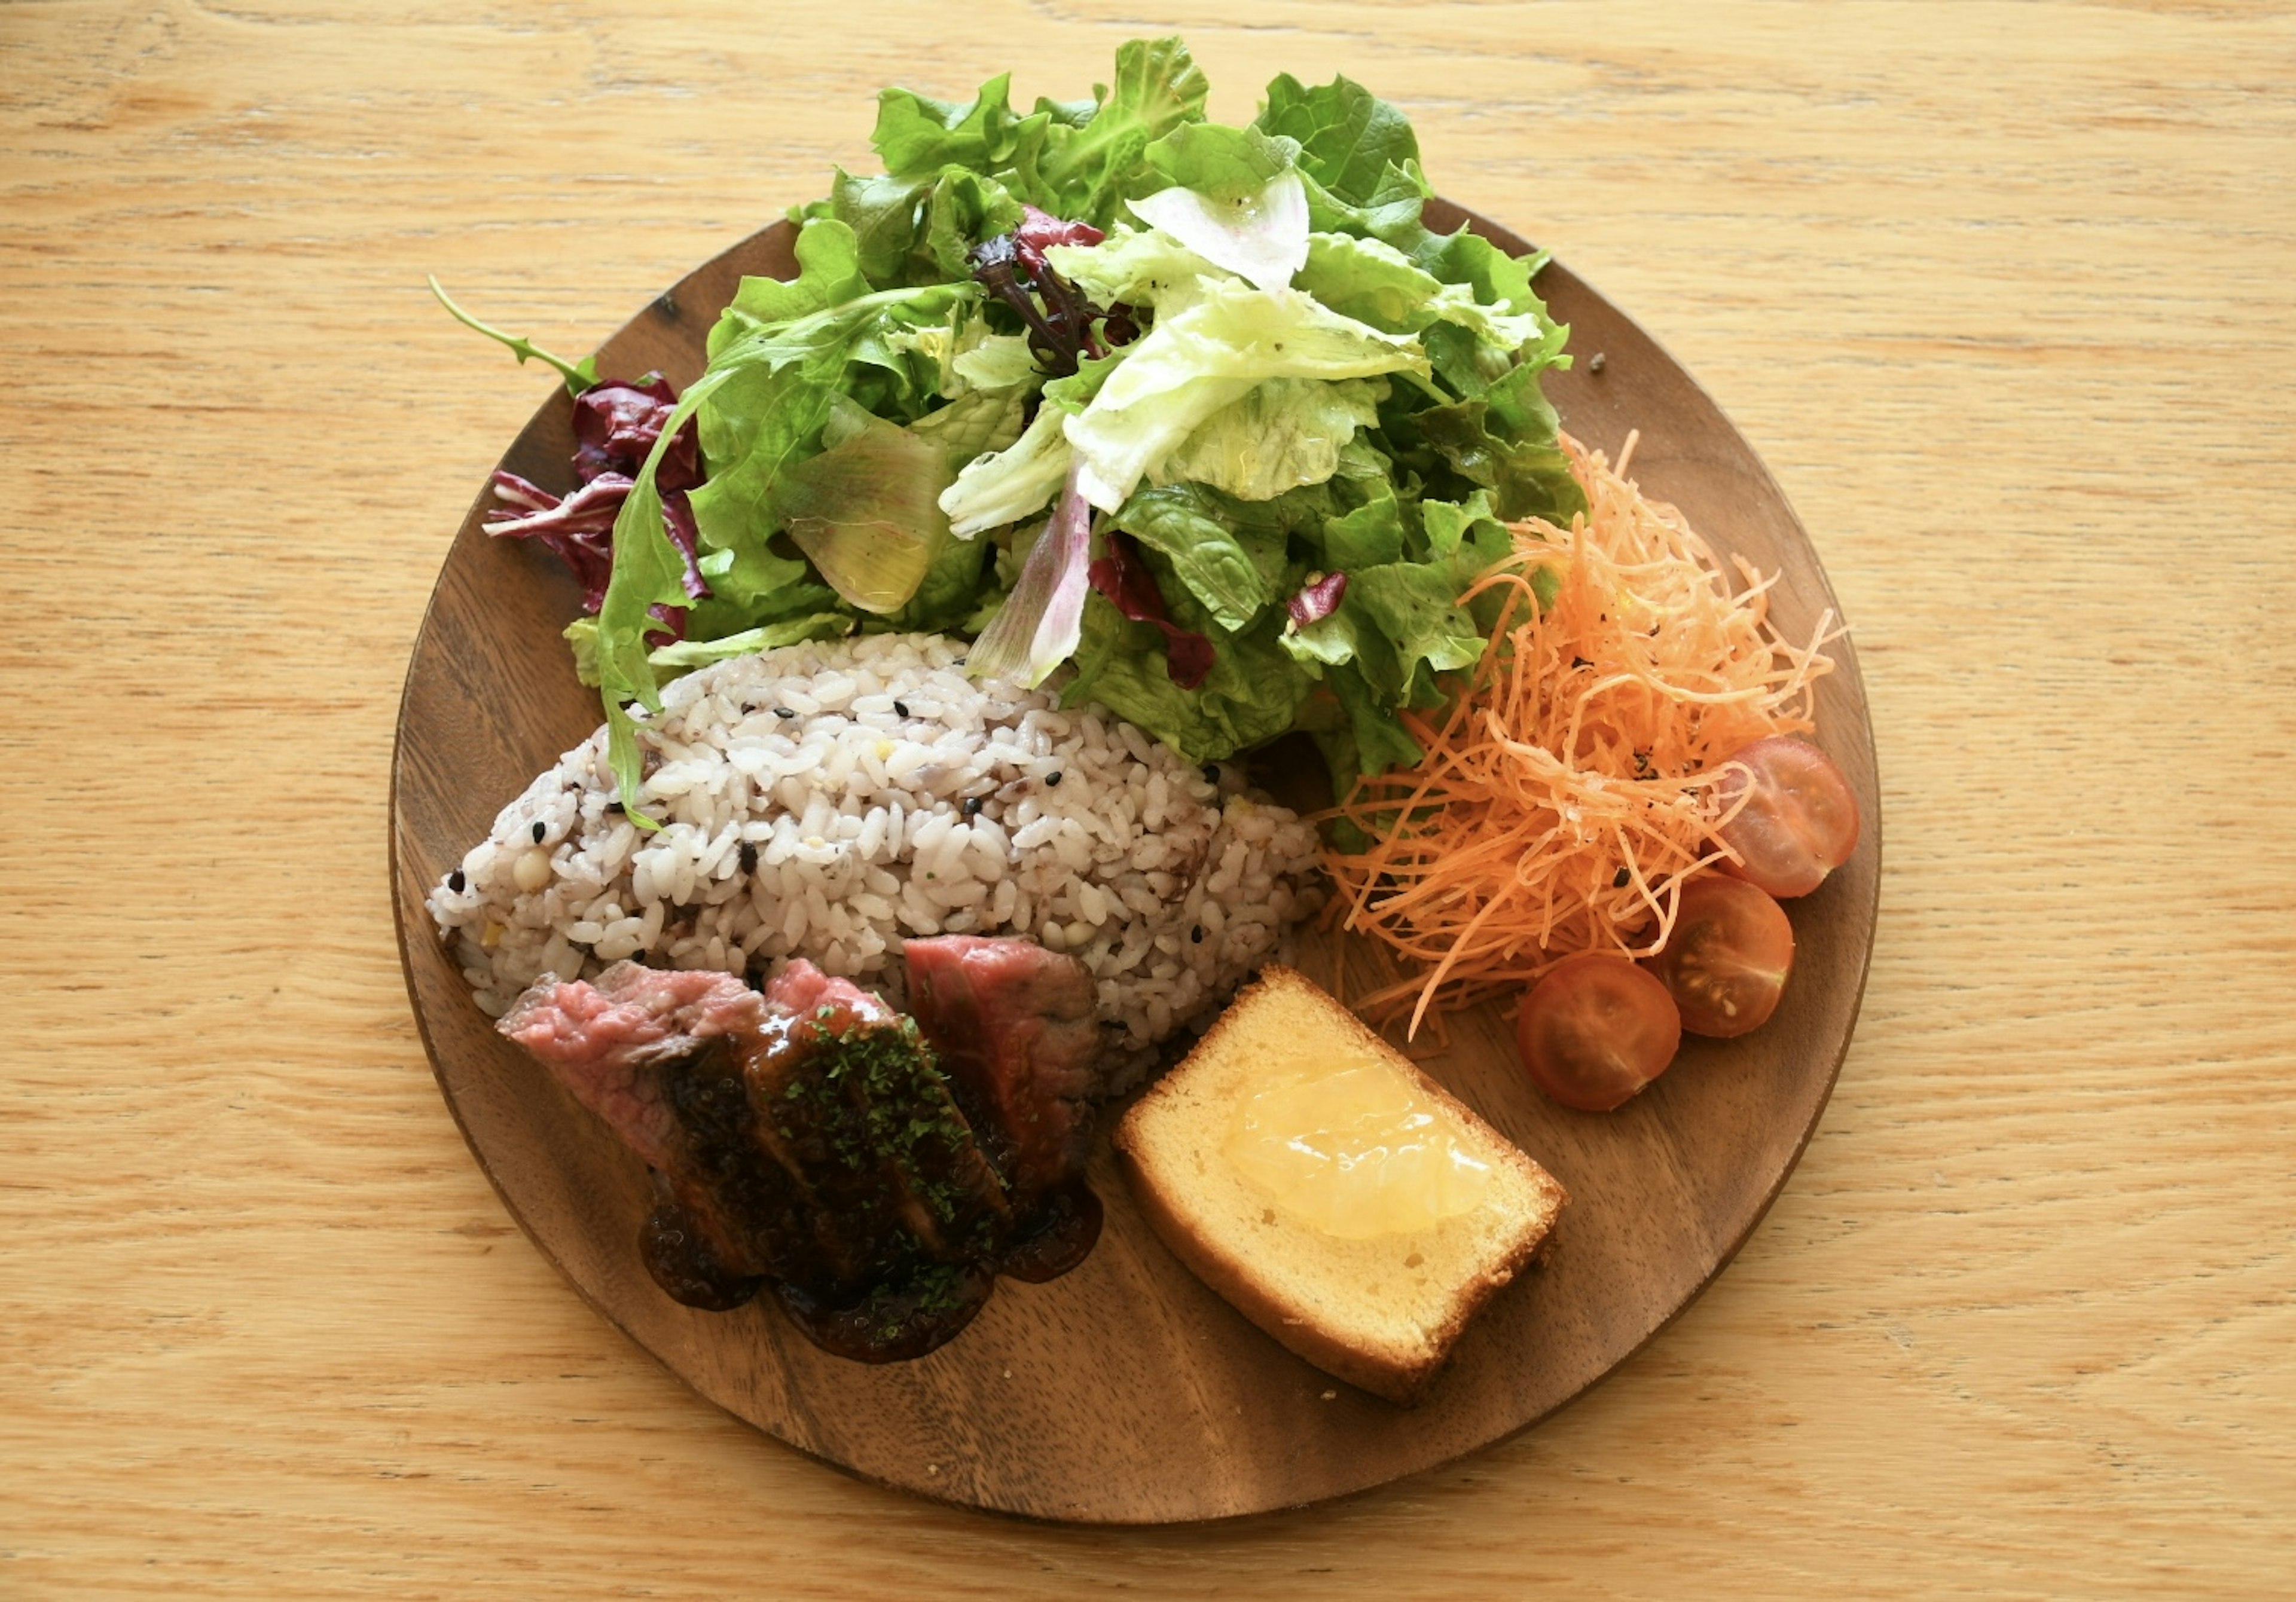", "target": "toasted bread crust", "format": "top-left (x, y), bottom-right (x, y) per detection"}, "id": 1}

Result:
top-left (1115, 966), bottom-right (1568, 1406)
